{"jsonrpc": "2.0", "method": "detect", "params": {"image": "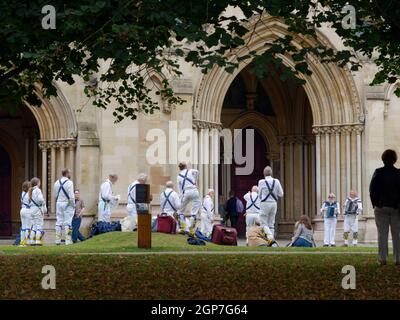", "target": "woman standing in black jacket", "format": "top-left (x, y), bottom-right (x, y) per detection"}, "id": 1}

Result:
top-left (369, 149), bottom-right (400, 265)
